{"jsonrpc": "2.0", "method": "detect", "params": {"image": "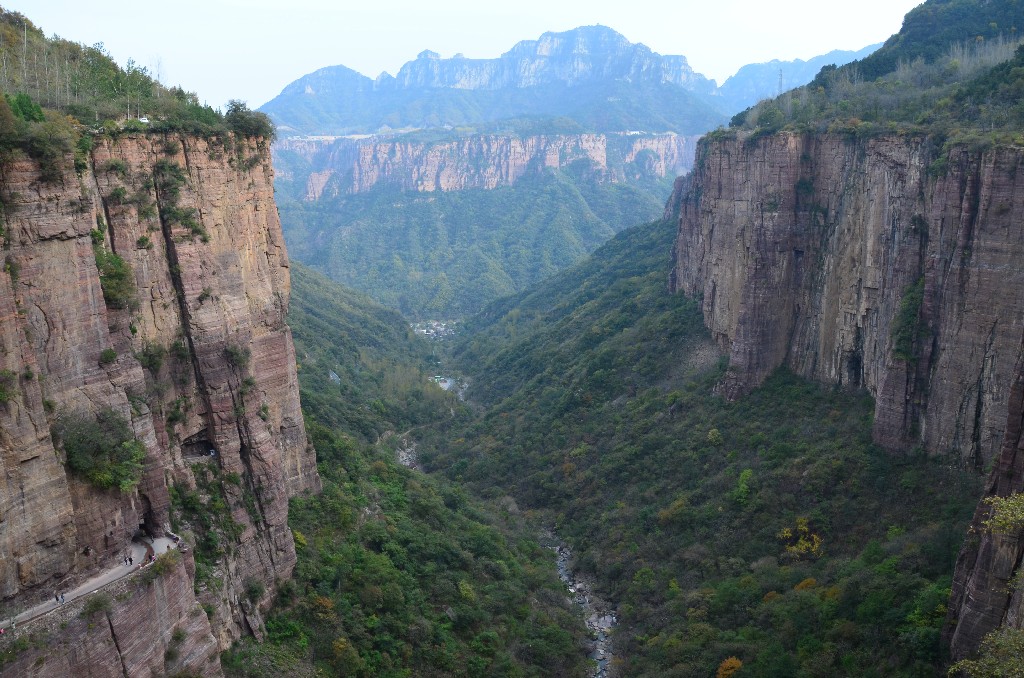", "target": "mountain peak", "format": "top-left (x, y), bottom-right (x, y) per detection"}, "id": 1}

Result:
top-left (387, 25), bottom-right (709, 92)
top-left (504, 25), bottom-right (633, 58)
top-left (260, 25), bottom-right (729, 136)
